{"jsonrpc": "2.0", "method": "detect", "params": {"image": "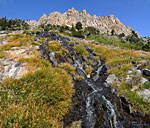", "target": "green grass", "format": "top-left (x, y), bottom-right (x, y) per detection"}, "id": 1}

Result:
top-left (75, 75), bottom-right (84, 80)
top-left (74, 44), bottom-right (89, 57)
top-left (18, 57), bottom-right (51, 70)
top-left (125, 91), bottom-right (150, 114)
top-left (59, 63), bottom-right (75, 75)
top-left (87, 35), bottom-right (150, 52)
top-left (48, 41), bottom-right (68, 56)
top-left (85, 66), bottom-right (93, 75)
top-left (142, 82), bottom-right (150, 89)
top-left (0, 33), bottom-right (34, 53)
top-left (76, 41), bottom-right (150, 114)
top-left (0, 67), bottom-right (74, 127)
